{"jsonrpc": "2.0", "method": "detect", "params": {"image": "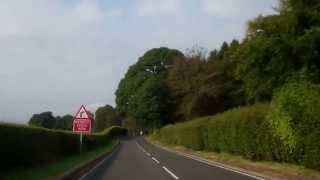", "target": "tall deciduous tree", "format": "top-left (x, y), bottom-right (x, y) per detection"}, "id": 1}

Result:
top-left (115, 47), bottom-right (183, 130)
top-left (167, 43), bottom-right (245, 121)
top-left (235, 0), bottom-right (320, 102)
